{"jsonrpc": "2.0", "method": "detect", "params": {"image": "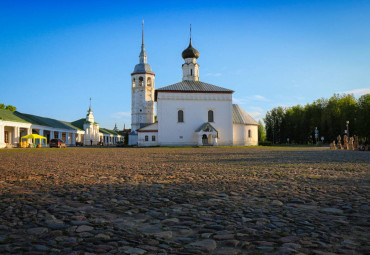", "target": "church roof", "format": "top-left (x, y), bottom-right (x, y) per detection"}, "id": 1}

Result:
top-left (99, 128), bottom-right (122, 135)
top-left (232, 104), bottom-right (258, 125)
top-left (137, 122), bottom-right (158, 132)
top-left (156, 80), bottom-right (233, 94)
top-left (132, 63), bottom-right (153, 74)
